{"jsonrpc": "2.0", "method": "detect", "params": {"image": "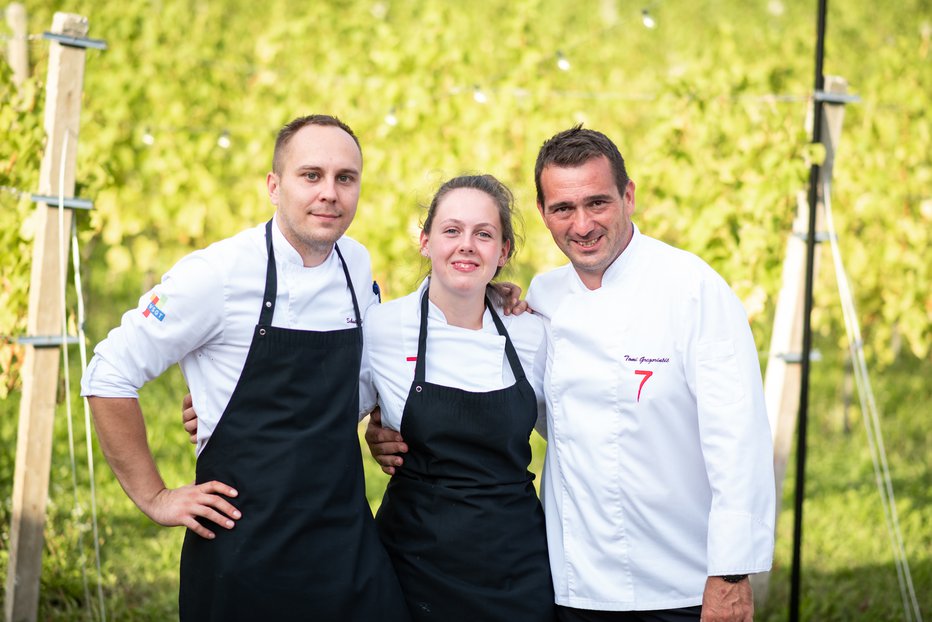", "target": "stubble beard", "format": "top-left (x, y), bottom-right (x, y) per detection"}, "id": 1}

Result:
top-left (279, 209), bottom-right (350, 262)
top-left (297, 225), bottom-right (347, 257)
top-left (565, 235), bottom-right (624, 283)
